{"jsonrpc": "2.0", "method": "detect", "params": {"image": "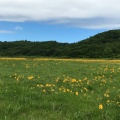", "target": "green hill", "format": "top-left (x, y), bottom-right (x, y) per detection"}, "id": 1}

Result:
top-left (73, 29), bottom-right (120, 58)
top-left (0, 29), bottom-right (120, 58)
